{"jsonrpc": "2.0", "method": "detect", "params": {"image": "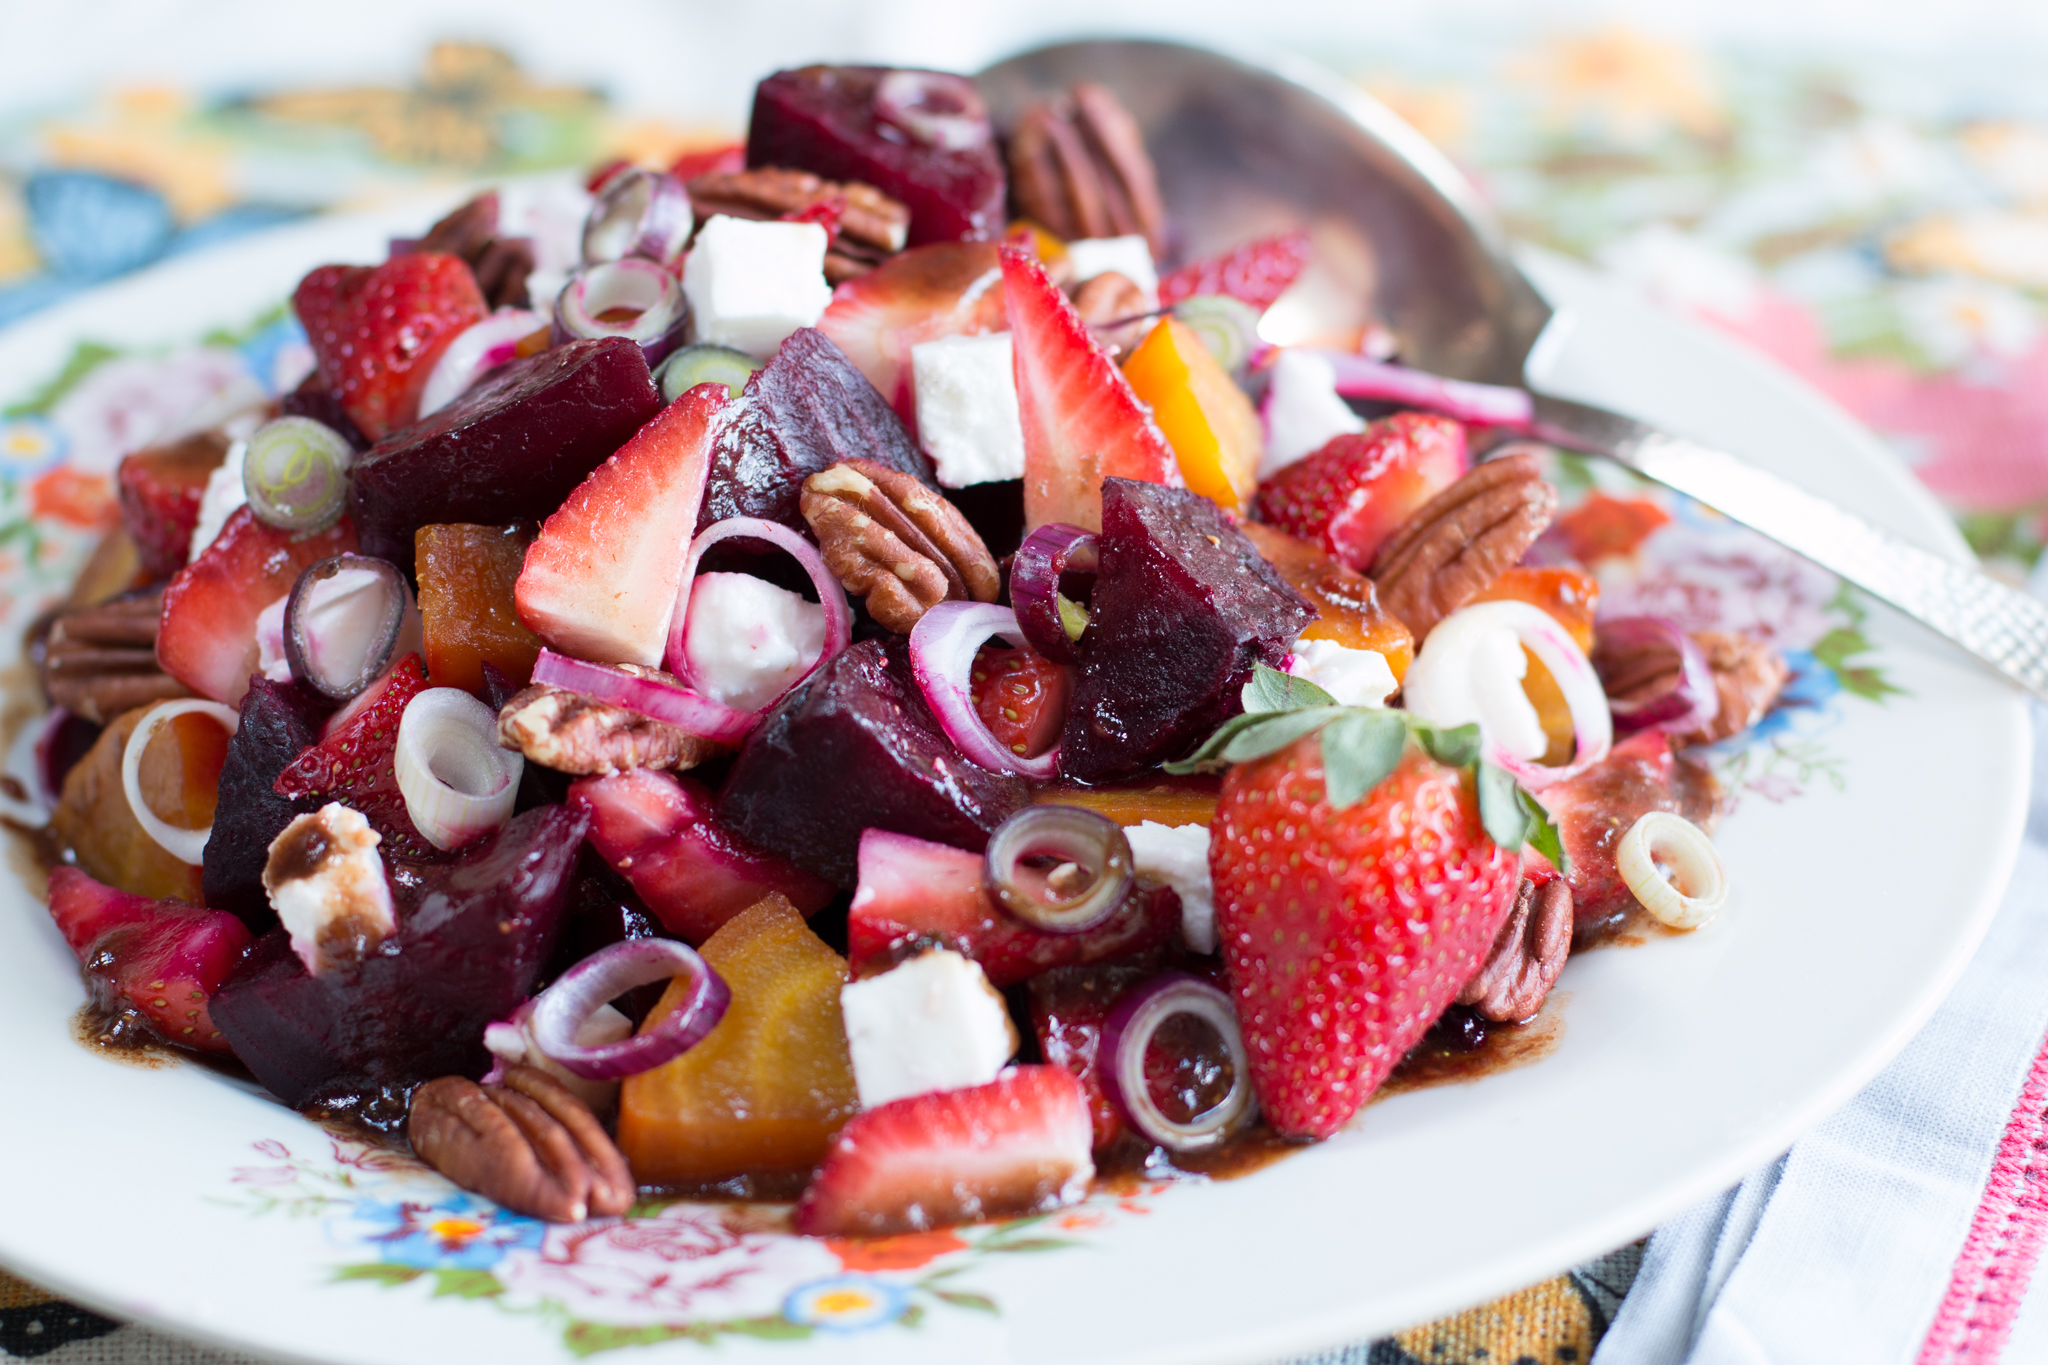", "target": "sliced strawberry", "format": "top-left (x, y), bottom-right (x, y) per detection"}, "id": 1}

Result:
top-left (156, 506), bottom-right (358, 707)
top-left (569, 767), bottom-right (834, 944)
top-left (47, 866), bottom-right (252, 1053)
top-left (1534, 728), bottom-right (1684, 936)
top-left (1158, 230), bottom-right (1312, 310)
top-left (515, 383), bottom-right (725, 666)
top-left (970, 647), bottom-right (1068, 762)
top-left (116, 431), bottom-right (229, 579)
top-left (668, 143), bottom-right (745, 182)
top-left (1002, 247), bottom-right (1178, 533)
top-left (293, 252), bottom-right (487, 441)
top-left (782, 195), bottom-right (844, 247)
top-left (1251, 412), bottom-right (1467, 573)
top-left (816, 241), bottom-right (1004, 423)
top-left (1026, 958), bottom-right (1157, 1150)
top-left (847, 828), bottom-right (1178, 987)
top-left (273, 653), bottom-right (438, 861)
top-left (793, 1065), bottom-right (1094, 1236)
